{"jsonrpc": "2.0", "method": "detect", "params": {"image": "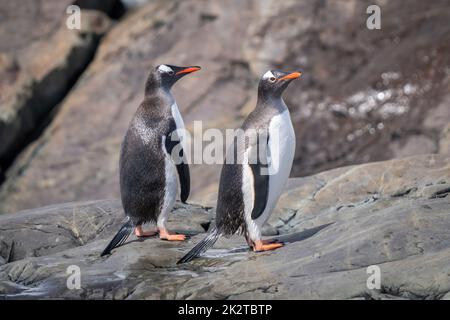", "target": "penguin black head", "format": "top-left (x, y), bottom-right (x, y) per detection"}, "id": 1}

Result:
top-left (258, 69), bottom-right (302, 100)
top-left (145, 64), bottom-right (201, 94)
